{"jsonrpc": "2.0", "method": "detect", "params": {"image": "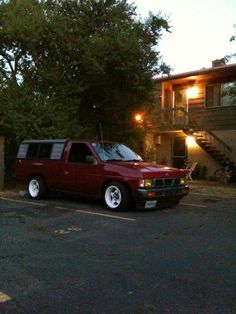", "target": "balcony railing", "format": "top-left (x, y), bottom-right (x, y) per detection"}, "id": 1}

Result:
top-left (161, 108), bottom-right (189, 130)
